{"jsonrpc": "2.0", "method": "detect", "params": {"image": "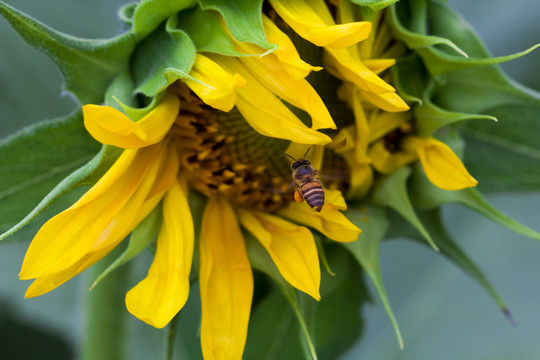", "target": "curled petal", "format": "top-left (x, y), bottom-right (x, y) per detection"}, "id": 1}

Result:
top-left (360, 89), bottom-right (410, 113)
top-left (199, 196), bottom-right (253, 360)
top-left (83, 92), bottom-right (180, 149)
top-left (238, 209), bottom-right (321, 300)
top-left (270, 0), bottom-right (371, 49)
top-left (278, 189), bottom-right (361, 242)
top-left (185, 54), bottom-right (246, 112)
top-left (126, 181), bottom-right (194, 328)
top-left (212, 55), bottom-right (331, 145)
top-left (262, 15), bottom-right (322, 79)
top-left (405, 137), bottom-right (478, 190)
